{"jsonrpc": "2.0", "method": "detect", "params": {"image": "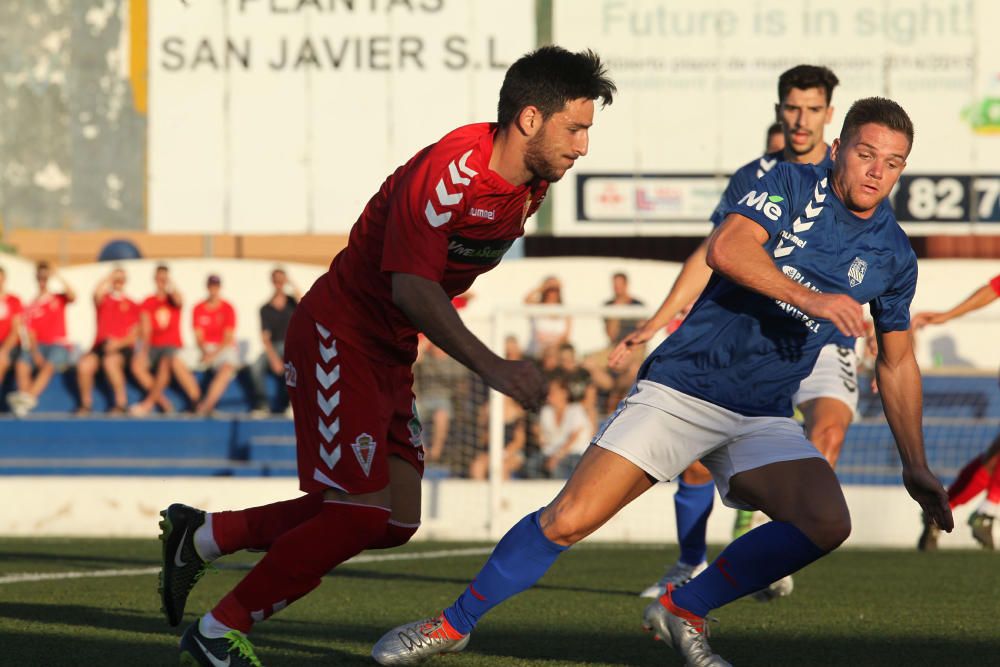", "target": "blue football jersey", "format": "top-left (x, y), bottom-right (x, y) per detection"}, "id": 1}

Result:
top-left (709, 148), bottom-right (834, 227)
top-left (642, 162), bottom-right (917, 417)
